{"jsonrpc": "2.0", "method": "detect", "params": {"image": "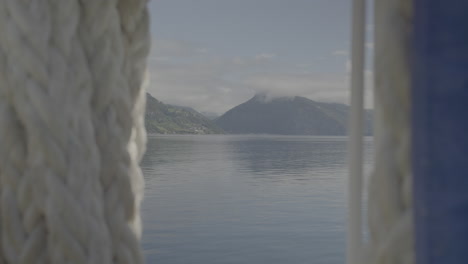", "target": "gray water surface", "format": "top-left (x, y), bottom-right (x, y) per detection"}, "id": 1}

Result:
top-left (141, 135), bottom-right (373, 264)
